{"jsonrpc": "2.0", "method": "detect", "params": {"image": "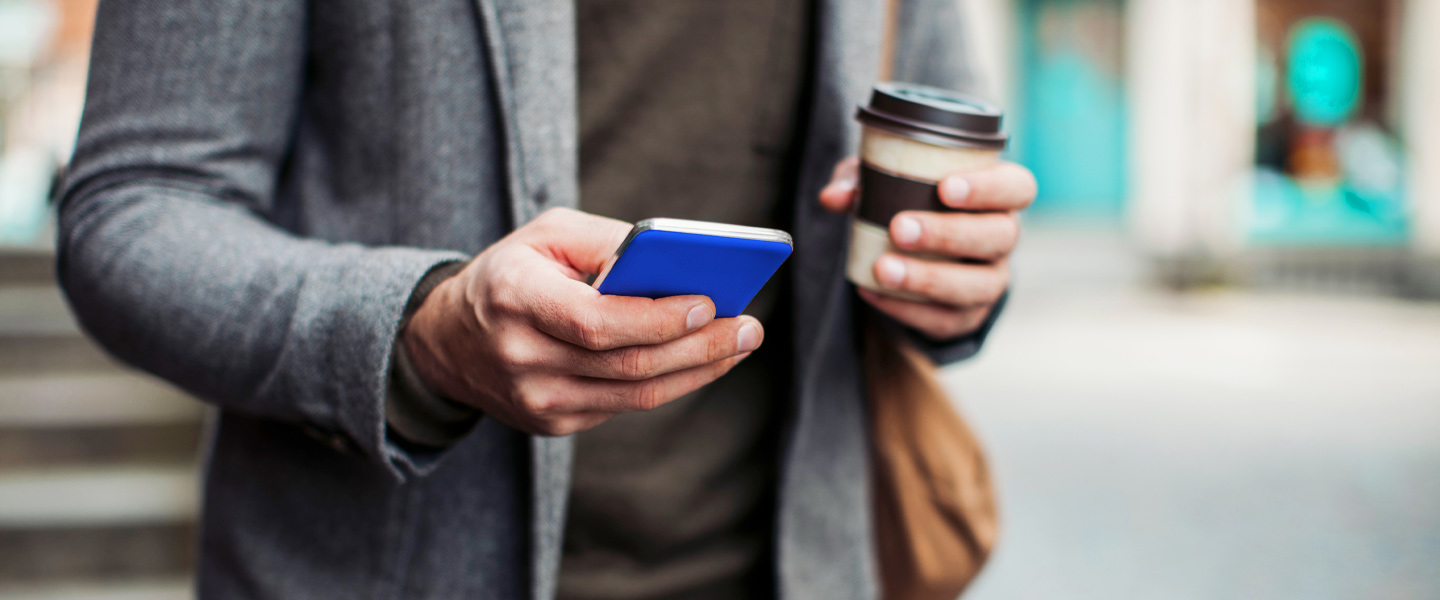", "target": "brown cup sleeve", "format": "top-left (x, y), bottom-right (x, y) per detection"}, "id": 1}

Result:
top-left (855, 162), bottom-right (951, 226)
